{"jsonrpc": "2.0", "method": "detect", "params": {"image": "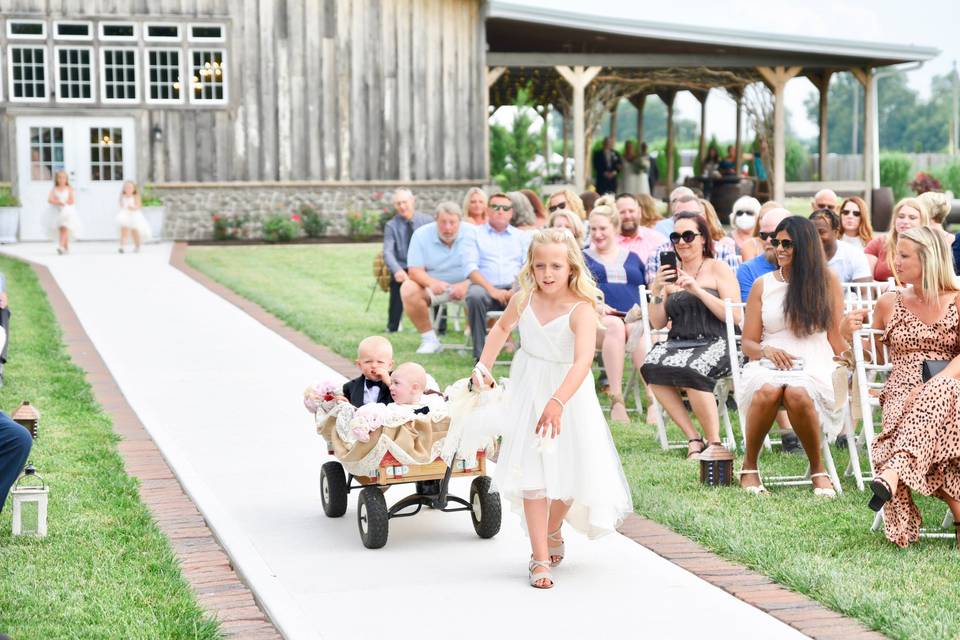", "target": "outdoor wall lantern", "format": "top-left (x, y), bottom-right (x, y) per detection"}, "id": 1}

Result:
top-left (12, 400), bottom-right (39, 439)
top-left (699, 446), bottom-right (734, 487)
top-left (11, 465), bottom-right (48, 537)
top-left (152, 125), bottom-right (163, 143)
